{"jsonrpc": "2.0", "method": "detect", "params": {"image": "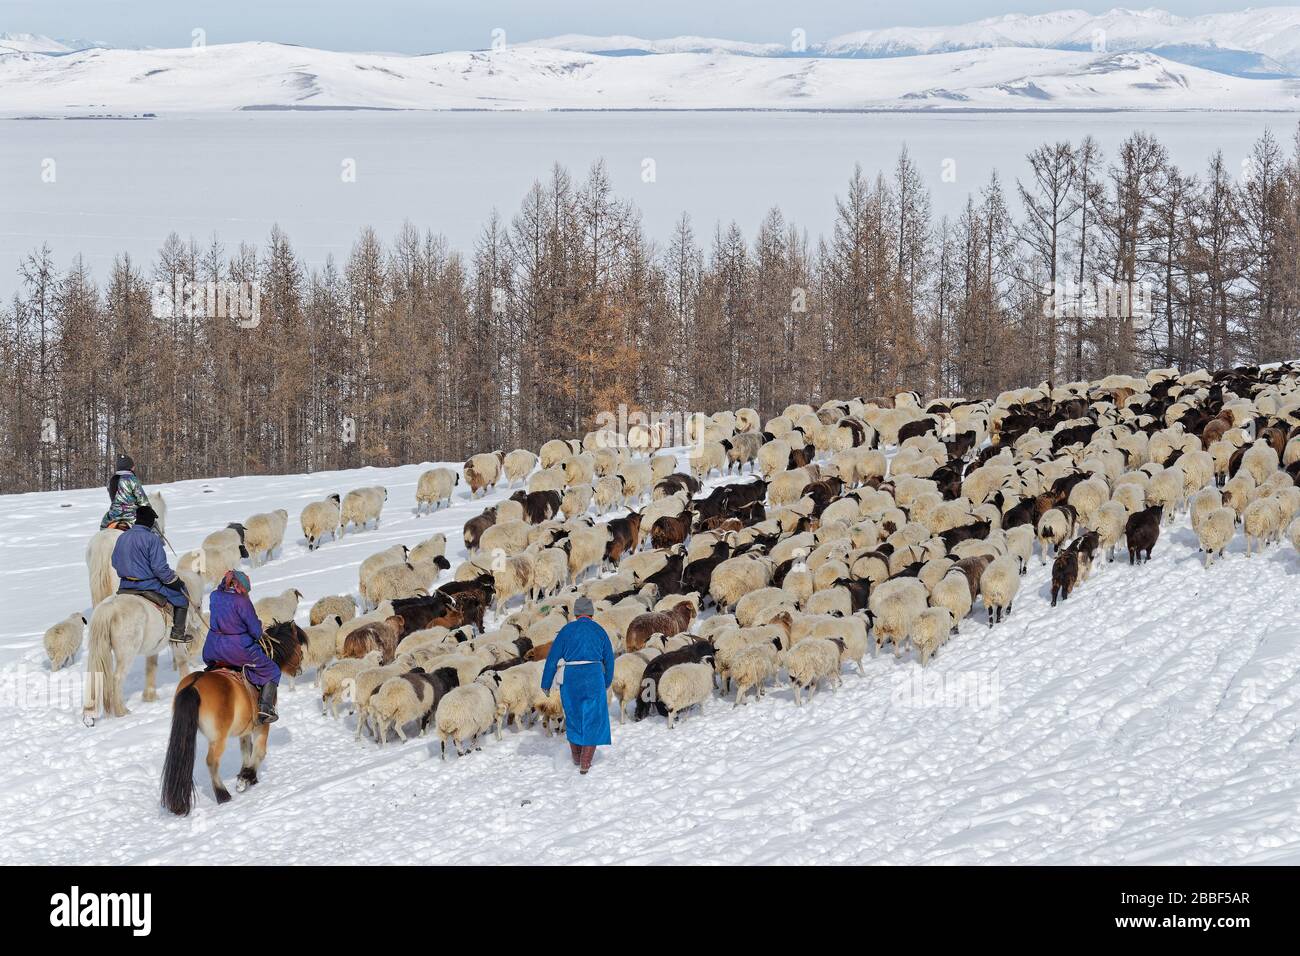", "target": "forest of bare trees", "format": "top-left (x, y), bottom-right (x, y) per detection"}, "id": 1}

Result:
top-left (3, 128), bottom-right (1299, 494)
